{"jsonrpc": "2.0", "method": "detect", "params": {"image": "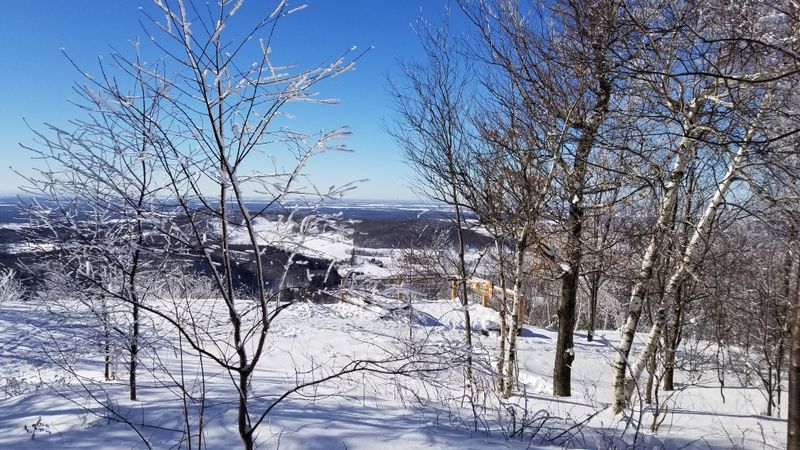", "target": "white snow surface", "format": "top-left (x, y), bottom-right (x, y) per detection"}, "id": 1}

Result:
top-left (0, 223), bottom-right (27, 230)
top-left (0, 294), bottom-right (788, 449)
top-left (229, 216), bottom-right (354, 262)
top-left (414, 298), bottom-right (502, 332)
top-left (0, 242), bottom-right (56, 254)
